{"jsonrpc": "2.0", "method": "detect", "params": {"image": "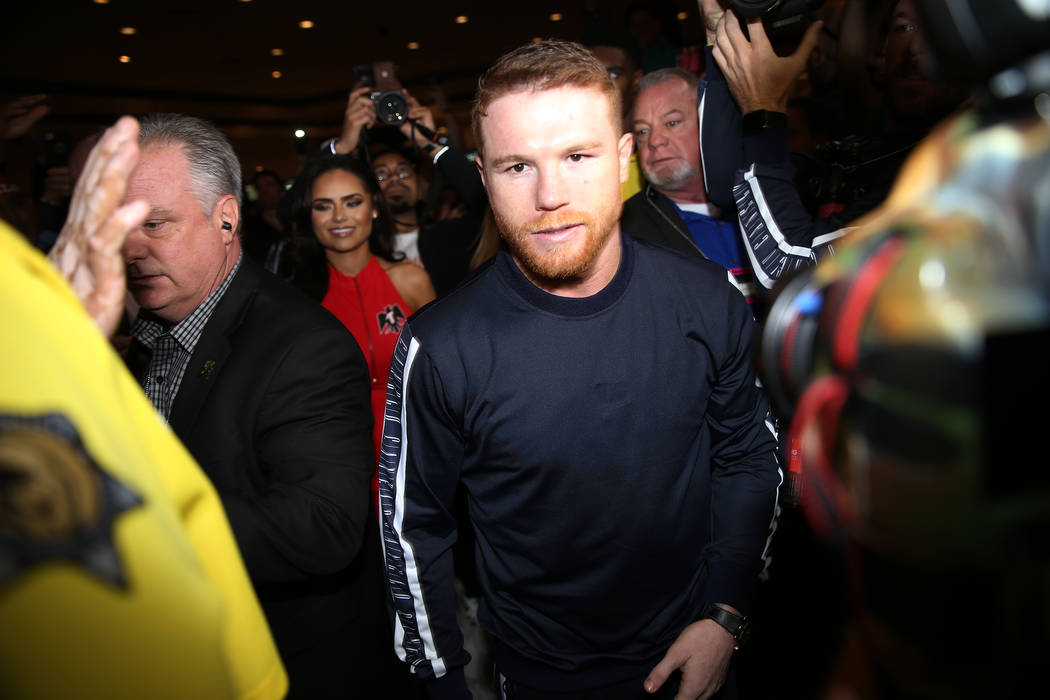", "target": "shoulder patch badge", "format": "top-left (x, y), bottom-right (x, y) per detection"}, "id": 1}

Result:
top-left (0, 413), bottom-right (143, 591)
